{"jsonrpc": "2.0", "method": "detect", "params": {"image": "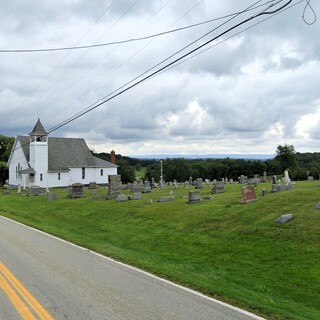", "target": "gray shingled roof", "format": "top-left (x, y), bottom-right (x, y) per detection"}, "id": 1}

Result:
top-left (17, 136), bottom-right (117, 172)
top-left (29, 118), bottom-right (47, 136)
top-left (18, 136), bottom-right (30, 161)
